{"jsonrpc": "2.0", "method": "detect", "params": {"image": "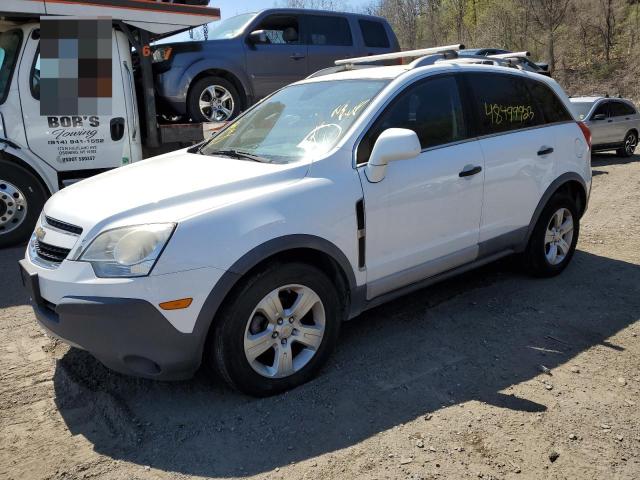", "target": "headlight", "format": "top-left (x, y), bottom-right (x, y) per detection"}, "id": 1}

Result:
top-left (152, 46), bottom-right (173, 63)
top-left (78, 224), bottom-right (175, 278)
